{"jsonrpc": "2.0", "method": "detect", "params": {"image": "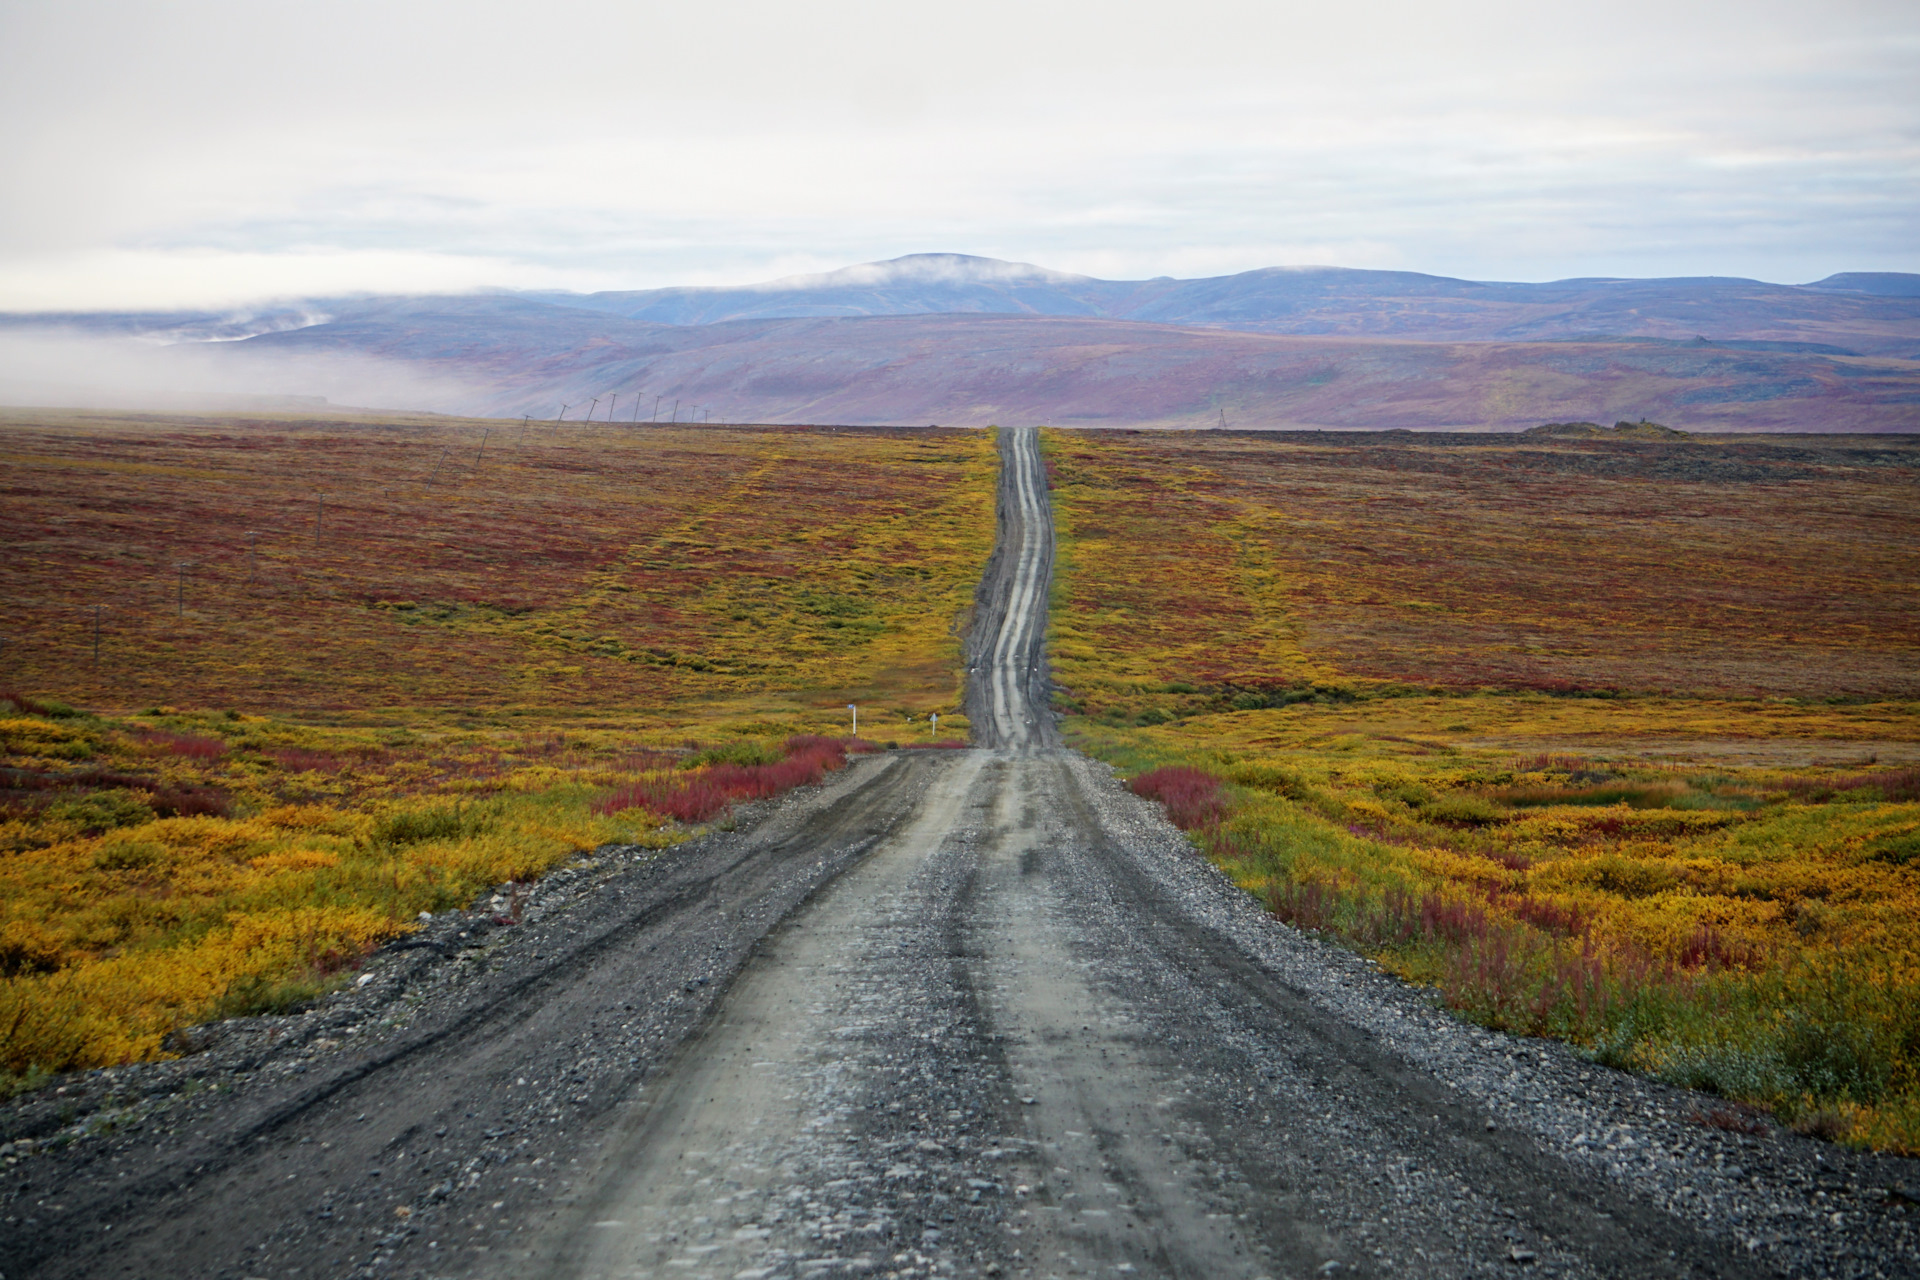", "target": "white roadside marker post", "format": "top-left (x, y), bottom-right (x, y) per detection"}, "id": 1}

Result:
top-left (848, 703), bottom-right (857, 738)
top-left (930, 712), bottom-right (938, 739)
